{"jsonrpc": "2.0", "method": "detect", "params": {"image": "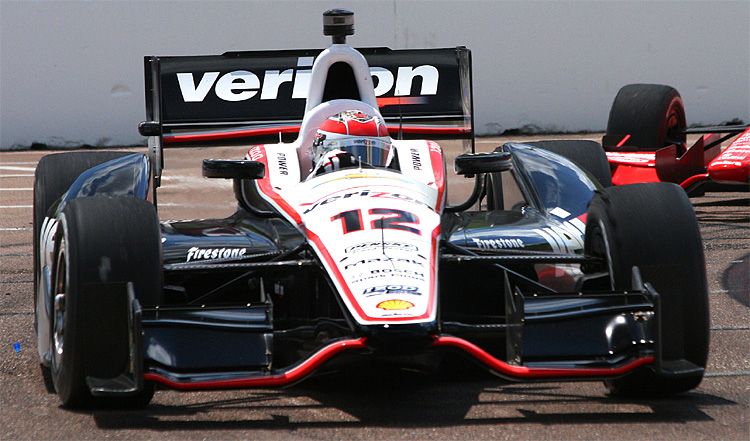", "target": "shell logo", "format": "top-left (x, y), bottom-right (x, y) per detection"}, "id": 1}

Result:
top-left (376, 299), bottom-right (415, 310)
